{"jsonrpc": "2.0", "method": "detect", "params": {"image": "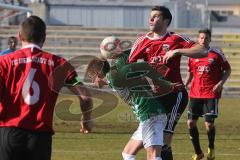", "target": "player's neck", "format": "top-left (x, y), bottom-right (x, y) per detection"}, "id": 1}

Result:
top-left (21, 41), bottom-right (43, 49)
top-left (147, 31), bottom-right (167, 39)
